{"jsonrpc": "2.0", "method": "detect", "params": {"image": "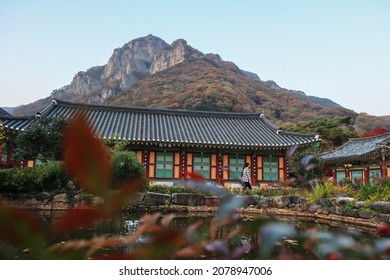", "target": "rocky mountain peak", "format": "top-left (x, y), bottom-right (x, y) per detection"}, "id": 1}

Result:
top-left (150, 38), bottom-right (205, 74)
top-left (51, 35), bottom-right (215, 102)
